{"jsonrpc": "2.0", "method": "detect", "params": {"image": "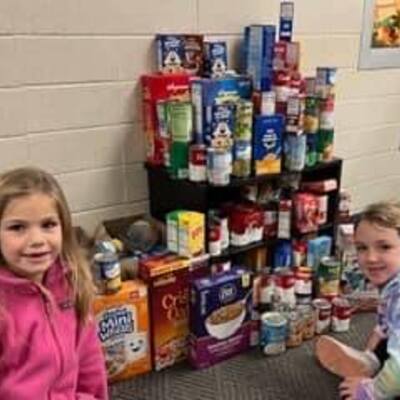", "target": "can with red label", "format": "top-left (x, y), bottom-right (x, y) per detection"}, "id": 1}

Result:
top-left (312, 298), bottom-right (332, 334)
top-left (189, 144), bottom-right (207, 182)
top-left (274, 268), bottom-right (296, 307)
top-left (331, 297), bottom-right (351, 332)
